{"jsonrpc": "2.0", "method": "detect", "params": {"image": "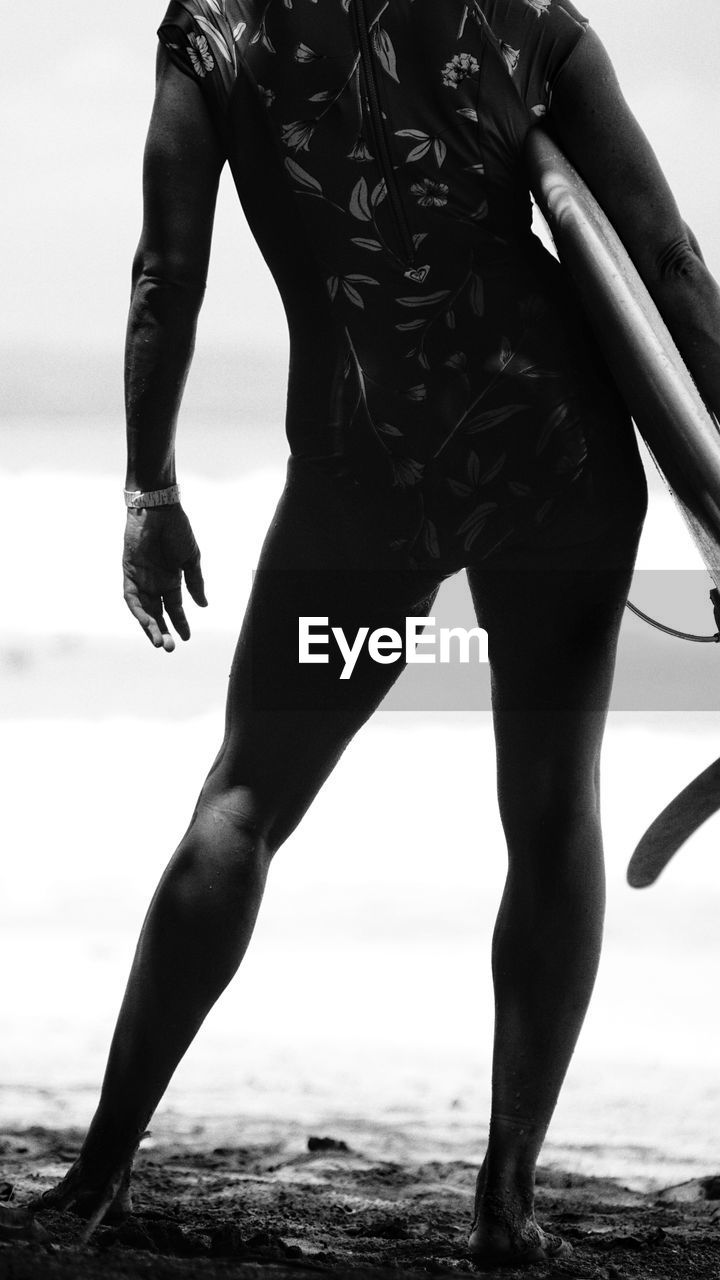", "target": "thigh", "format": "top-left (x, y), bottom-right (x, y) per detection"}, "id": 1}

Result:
top-left (204, 457), bottom-right (443, 850)
top-left (466, 517), bottom-right (643, 838)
